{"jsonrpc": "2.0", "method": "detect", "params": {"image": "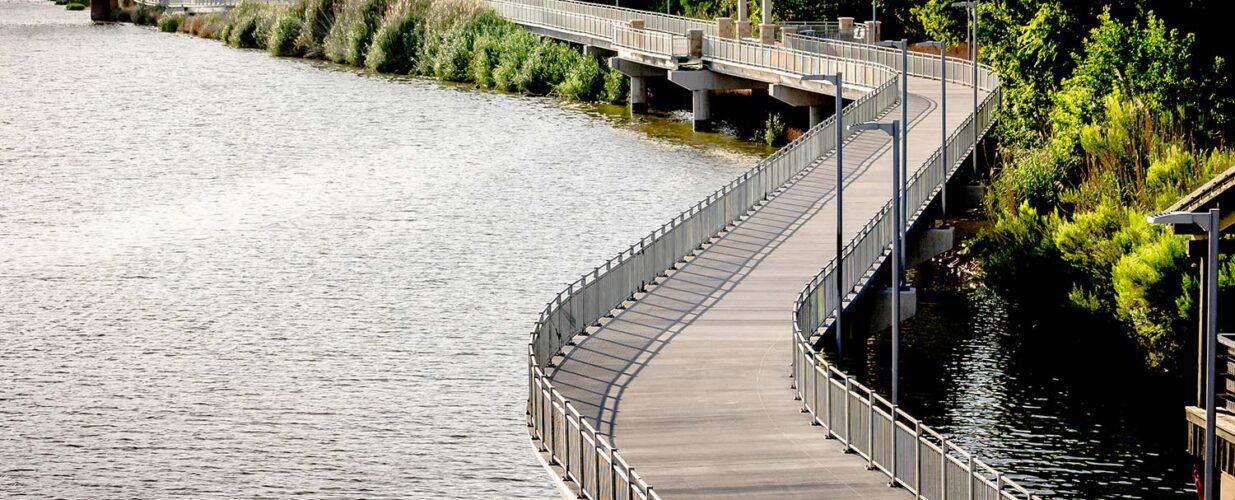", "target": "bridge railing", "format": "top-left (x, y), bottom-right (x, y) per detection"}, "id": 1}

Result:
top-left (784, 34), bottom-right (999, 91)
top-left (613, 25), bottom-right (687, 58)
top-left (527, 73), bottom-right (900, 499)
top-left (489, 1), bottom-right (619, 41)
top-left (702, 35), bottom-right (897, 91)
top-left (789, 83), bottom-right (1039, 499)
top-left (514, 0), bottom-right (715, 36)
